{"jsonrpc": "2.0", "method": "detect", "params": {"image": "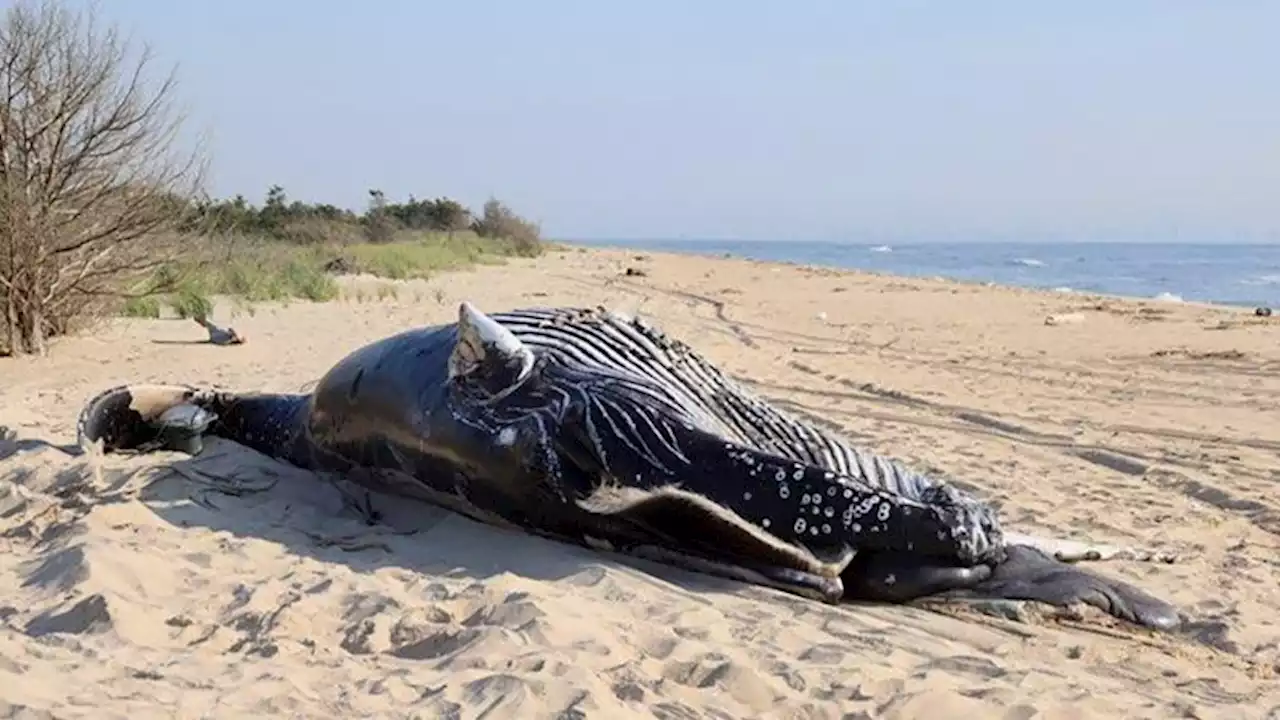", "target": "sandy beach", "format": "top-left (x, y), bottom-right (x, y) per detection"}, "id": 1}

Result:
top-left (1, 245), bottom-right (1277, 718)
